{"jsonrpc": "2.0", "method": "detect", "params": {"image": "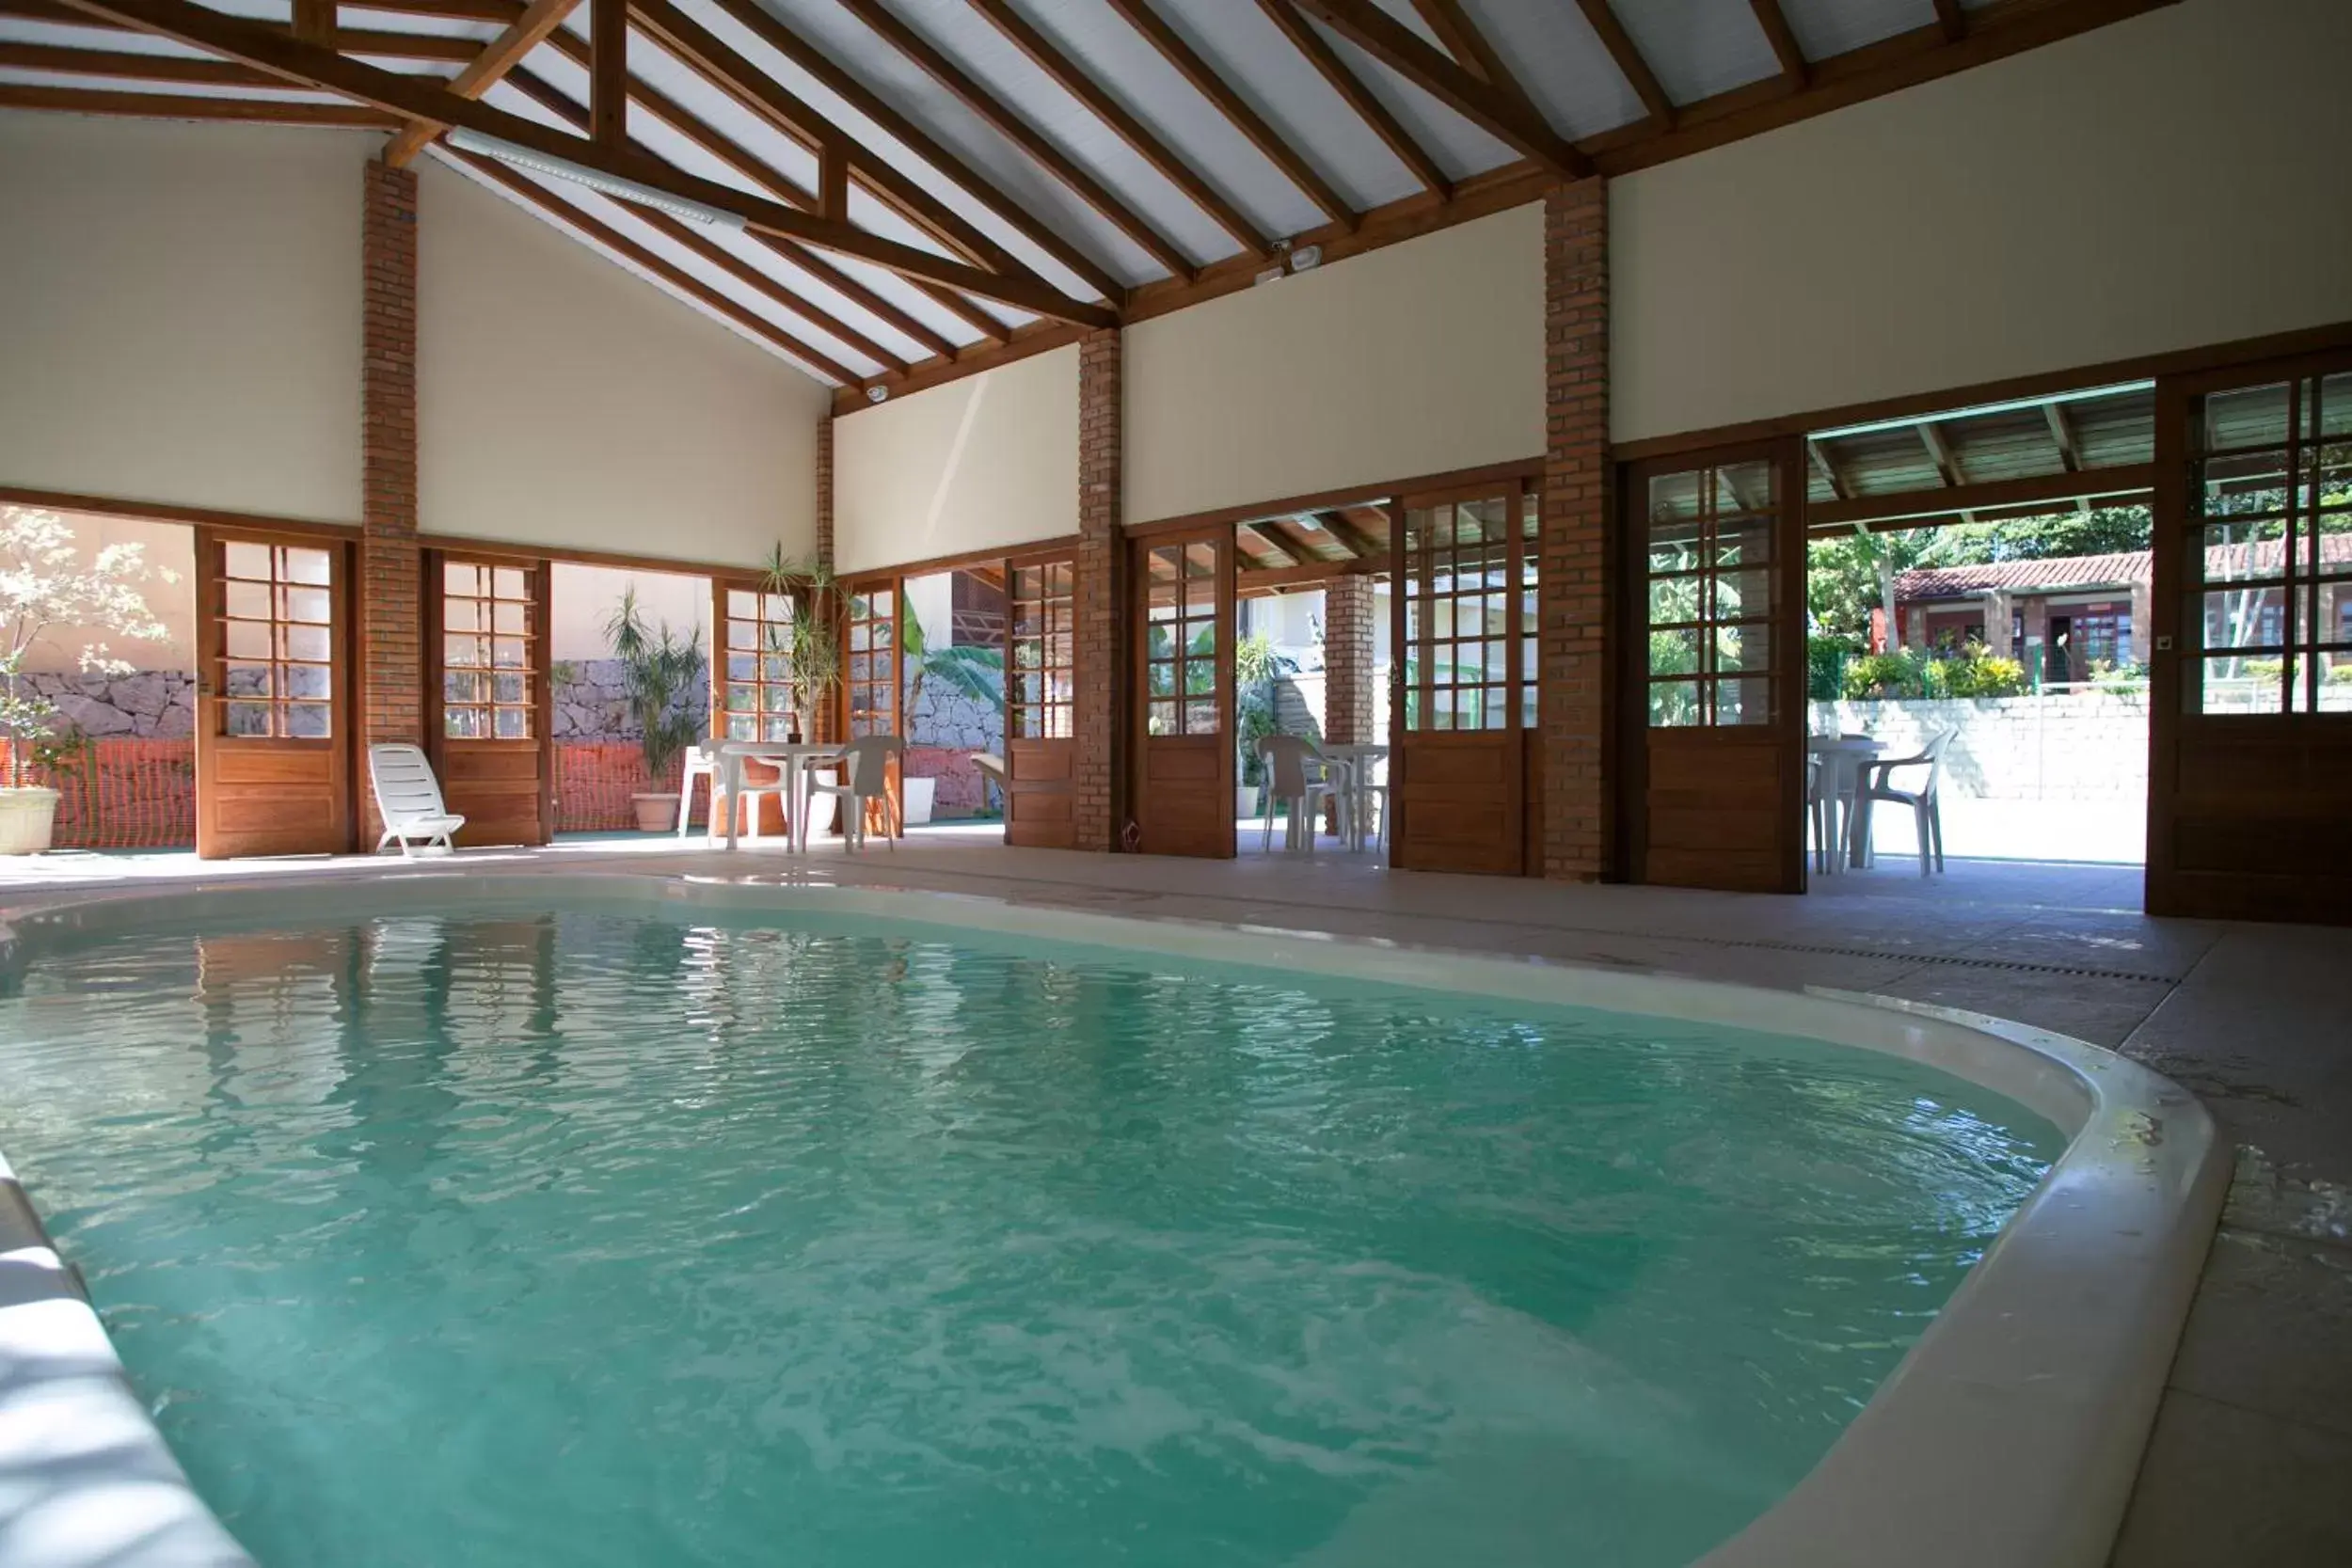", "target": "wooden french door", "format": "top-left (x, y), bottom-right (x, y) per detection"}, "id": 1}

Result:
top-left (1130, 529), bottom-right (1234, 857)
top-left (712, 578), bottom-right (798, 836)
top-left (2148, 353), bottom-right (2352, 922)
top-left (1004, 551), bottom-right (1077, 847)
top-left (1388, 479), bottom-right (1537, 874)
top-left (844, 574), bottom-right (902, 832)
top-left (193, 528), bottom-right (353, 859)
top-left (424, 551), bottom-right (552, 847)
top-left (1620, 441), bottom-right (1807, 893)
